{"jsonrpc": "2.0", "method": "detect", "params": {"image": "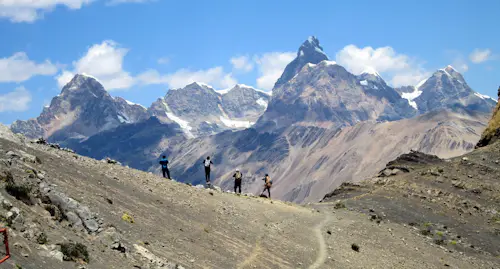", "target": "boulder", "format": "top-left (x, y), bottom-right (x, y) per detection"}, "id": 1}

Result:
top-left (39, 183), bottom-right (100, 233)
top-left (40, 247), bottom-right (62, 261)
top-left (99, 227), bottom-right (121, 247)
